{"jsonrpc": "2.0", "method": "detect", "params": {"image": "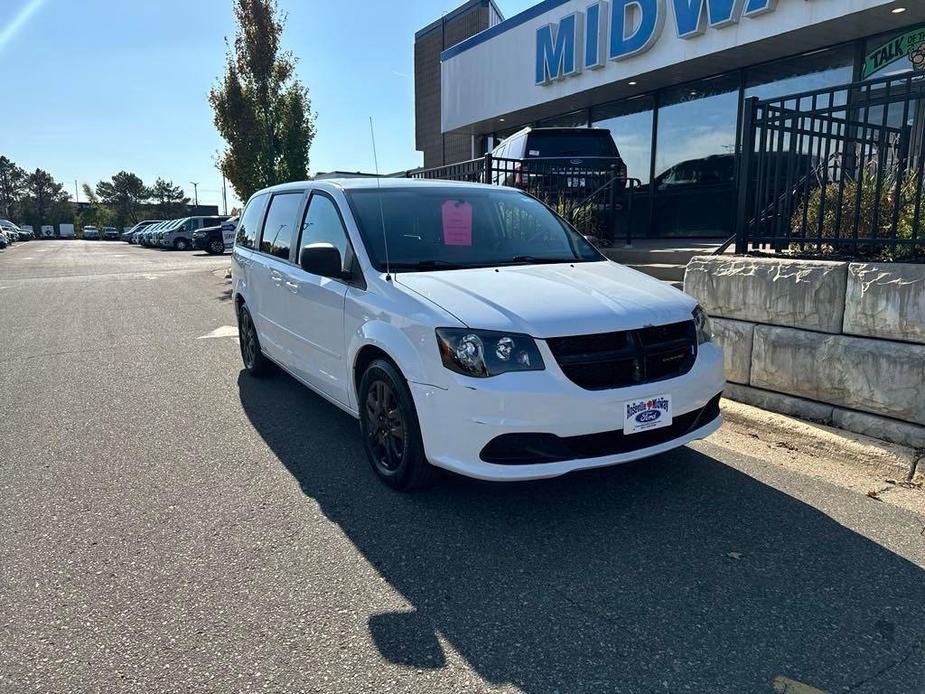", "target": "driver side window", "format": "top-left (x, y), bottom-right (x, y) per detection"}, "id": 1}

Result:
top-left (299, 193), bottom-right (352, 273)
